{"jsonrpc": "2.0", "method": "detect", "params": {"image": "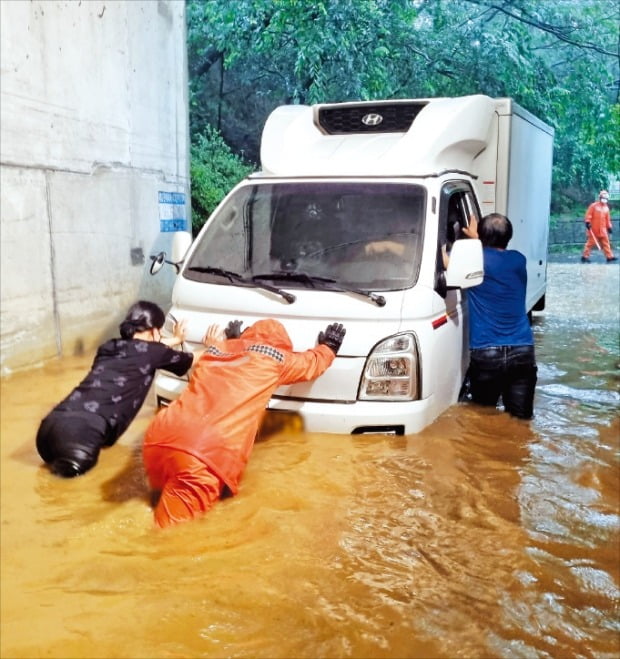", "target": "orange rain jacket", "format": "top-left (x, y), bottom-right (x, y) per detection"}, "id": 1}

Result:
top-left (585, 201), bottom-right (612, 237)
top-left (143, 319), bottom-right (335, 526)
